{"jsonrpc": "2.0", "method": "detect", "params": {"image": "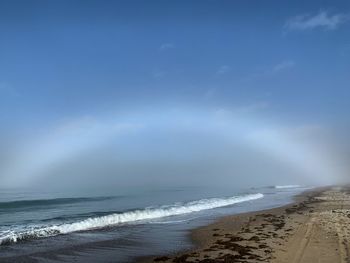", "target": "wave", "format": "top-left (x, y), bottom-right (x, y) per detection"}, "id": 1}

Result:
top-left (274, 185), bottom-right (301, 189)
top-left (150, 218), bottom-right (193, 224)
top-left (0, 196), bottom-right (117, 210)
top-left (0, 193), bottom-right (263, 245)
